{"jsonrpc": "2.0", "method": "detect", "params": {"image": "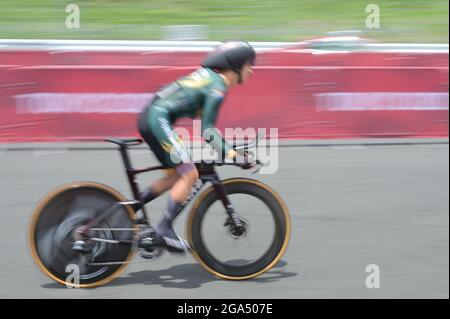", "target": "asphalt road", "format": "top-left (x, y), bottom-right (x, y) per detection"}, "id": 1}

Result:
top-left (0, 140), bottom-right (448, 298)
